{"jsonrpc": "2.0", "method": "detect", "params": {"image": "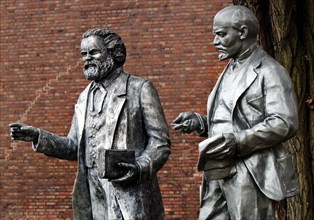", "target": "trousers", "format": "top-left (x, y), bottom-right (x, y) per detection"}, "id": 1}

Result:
top-left (87, 167), bottom-right (124, 220)
top-left (199, 160), bottom-right (275, 220)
